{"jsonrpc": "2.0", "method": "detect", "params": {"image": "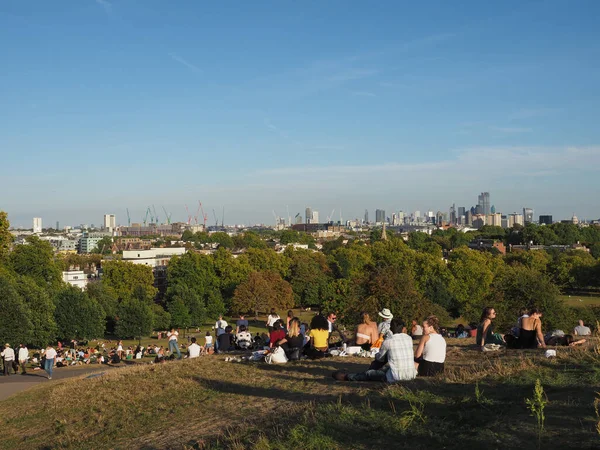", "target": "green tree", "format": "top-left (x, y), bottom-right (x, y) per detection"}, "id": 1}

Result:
top-left (14, 276), bottom-right (57, 347)
top-left (0, 211), bottom-right (13, 261)
top-left (54, 286), bottom-right (105, 340)
top-left (210, 232), bottom-right (234, 249)
top-left (286, 249), bottom-right (332, 307)
top-left (9, 235), bottom-right (63, 293)
top-left (86, 281), bottom-right (119, 318)
top-left (245, 247), bottom-right (289, 277)
top-left (233, 231), bottom-right (267, 249)
top-left (168, 298), bottom-right (191, 329)
top-left (102, 260), bottom-right (158, 301)
top-left (505, 249), bottom-right (551, 273)
top-left (212, 248), bottom-right (252, 302)
top-left (0, 272), bottom-right (34, 346)
top-left (152, 304), bottom-right (172, 331)
top-left (232, 271), bottom-right (294, 319)
top-left (115, 298), bottom-right (155, 339)
top-left (92, 236), bottom-right (113, 255)
top-left (168, 283), bottom-right (206, 327)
